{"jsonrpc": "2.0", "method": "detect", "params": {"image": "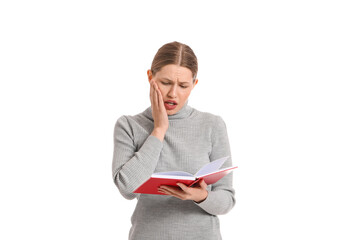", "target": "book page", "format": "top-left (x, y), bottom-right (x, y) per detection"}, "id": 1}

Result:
top-left (152, 171), bottom-right (194, 179)
top-left (197, 166), bottom-right (237, 178)
top-left (195, 156), bottom-right (230, 177)
top-left (150, 175), bottom-right (196, 180)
